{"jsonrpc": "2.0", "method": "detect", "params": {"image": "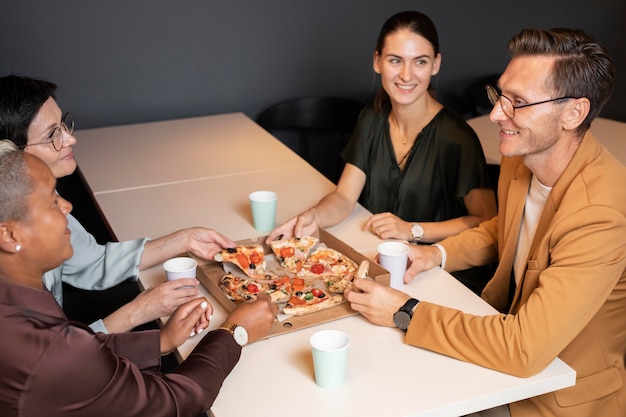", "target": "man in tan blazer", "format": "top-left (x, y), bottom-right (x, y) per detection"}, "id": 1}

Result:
top-left (345, 27), bottom-right (626, 417)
